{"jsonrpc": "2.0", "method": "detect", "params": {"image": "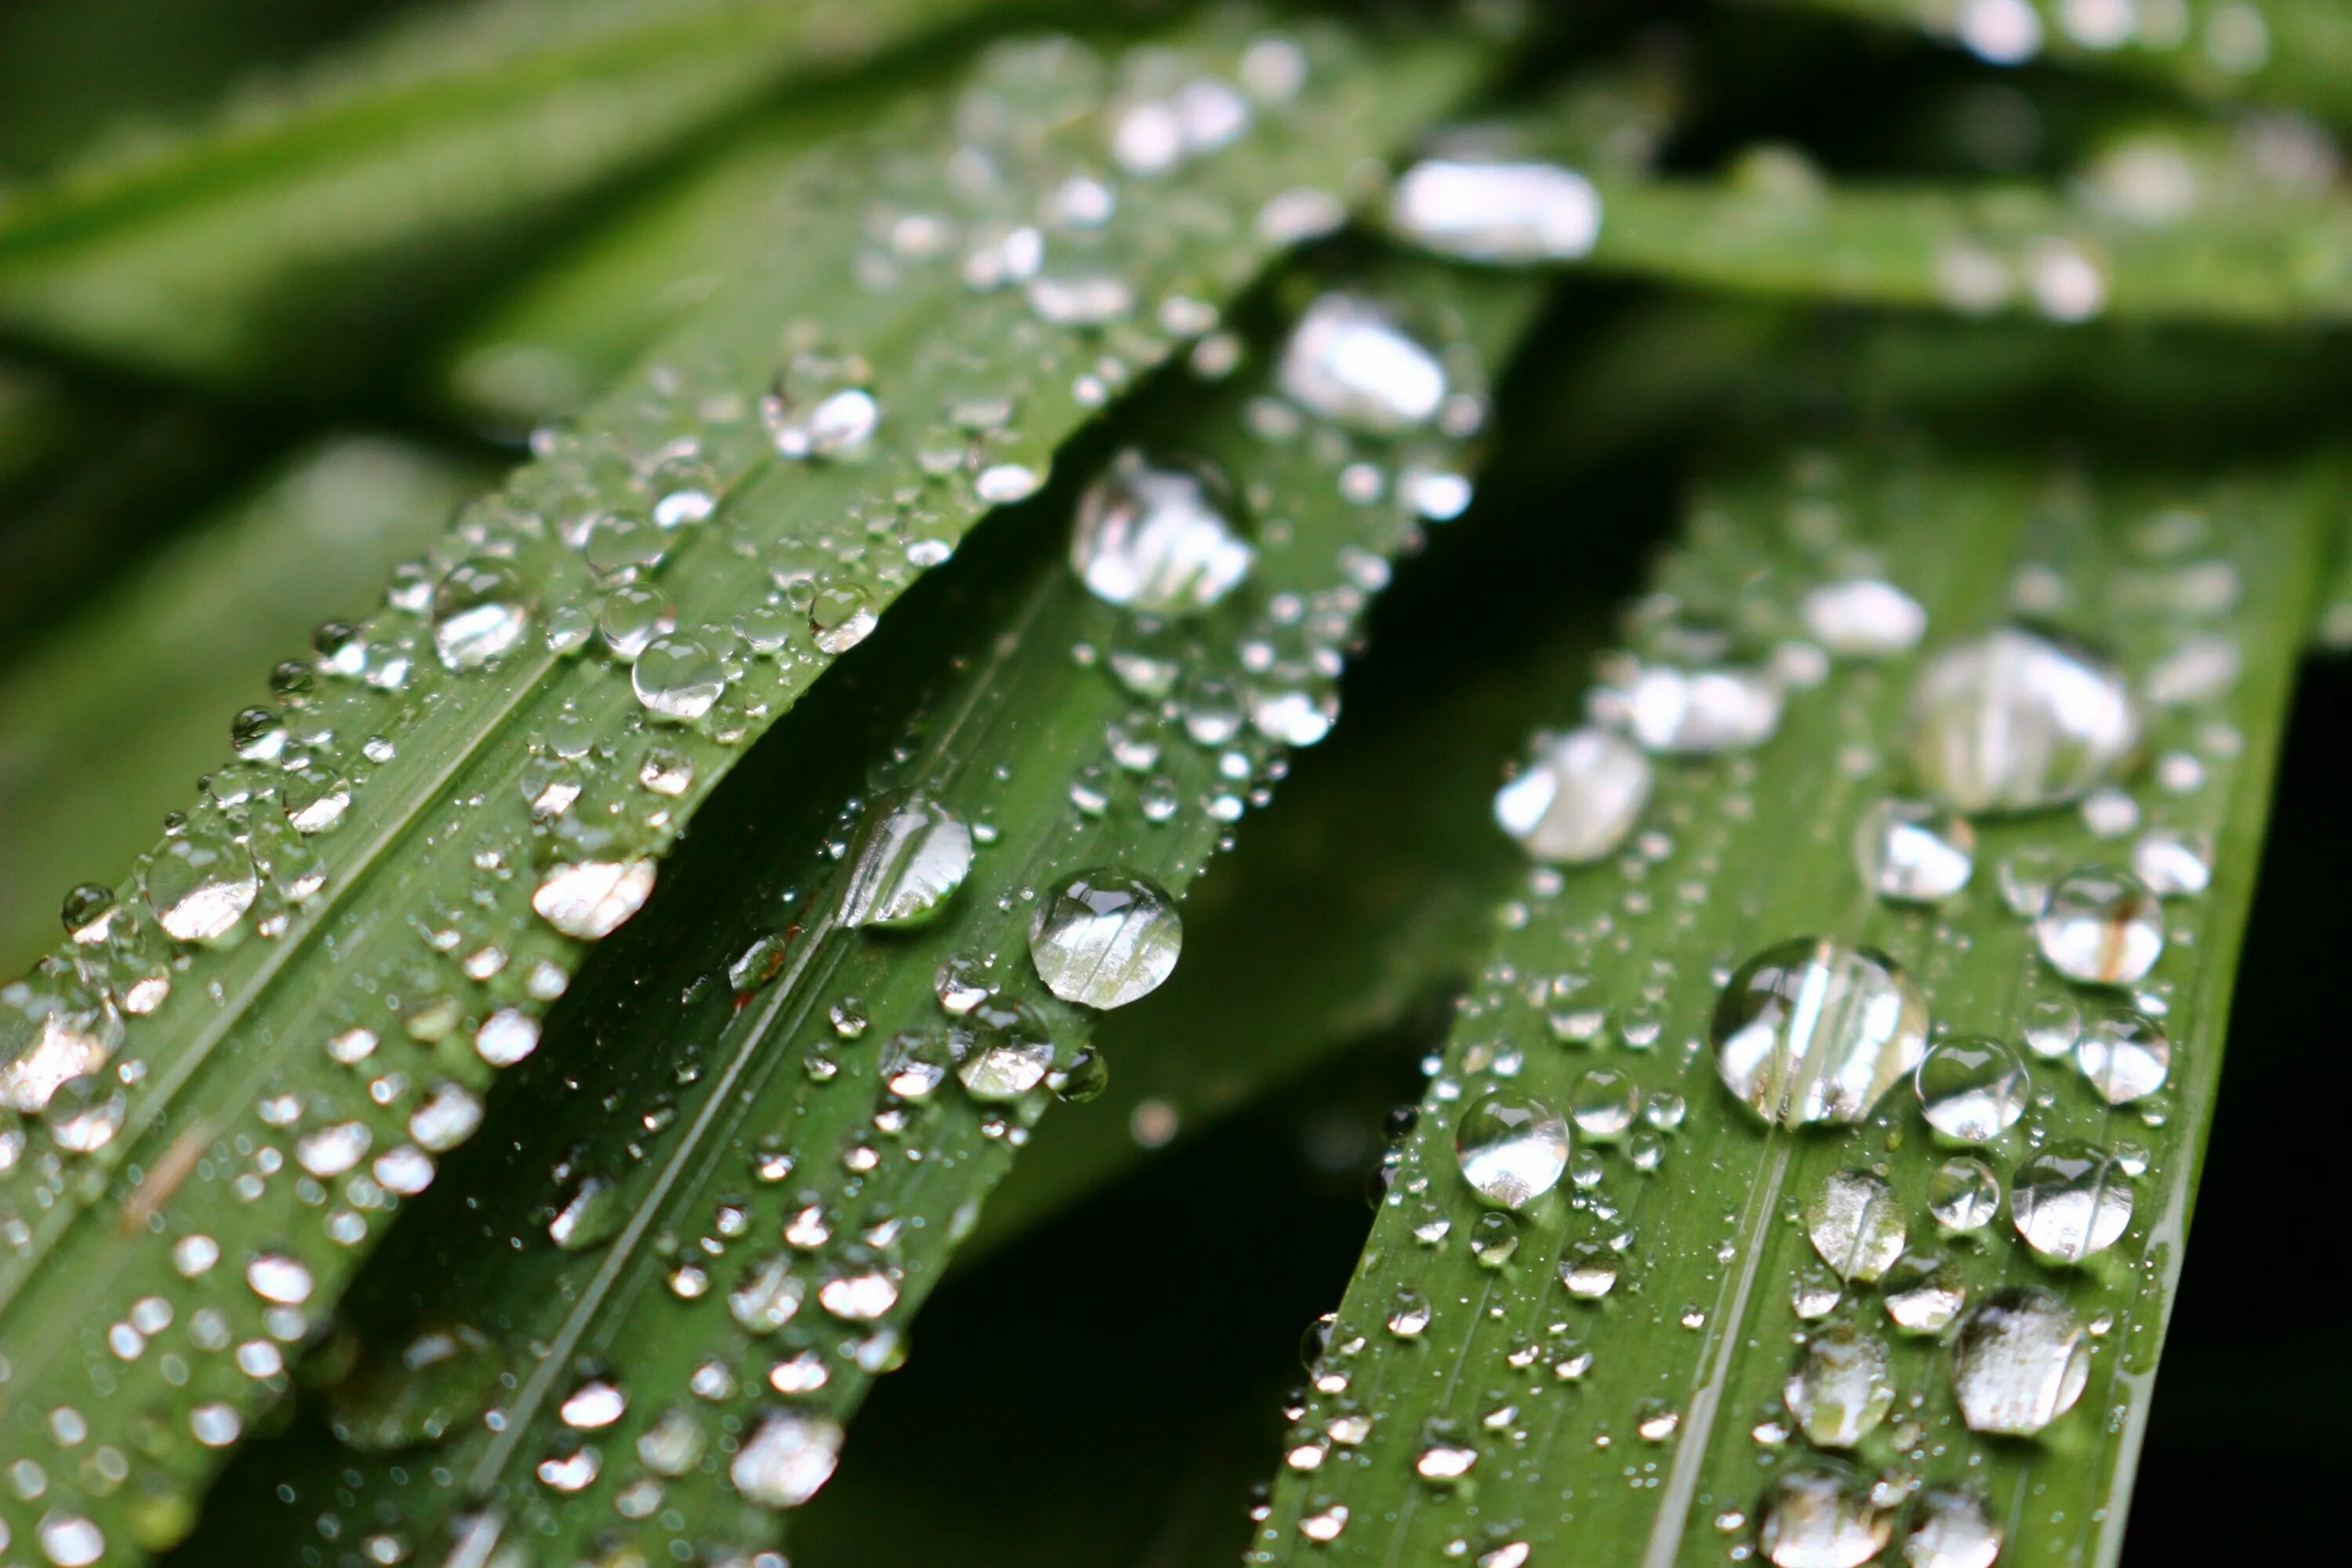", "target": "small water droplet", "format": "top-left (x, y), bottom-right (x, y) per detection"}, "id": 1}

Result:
top-left (1802, 579), bottom-right (1927, 659)
top-left (2075, 1005), bottom-right (2170, 1104)
top-left (631, 637), bottom-right (725, 721)
top-left (1784, 1323), bottom-right (1894, 1449)
top-left (811, 585), bottom-right (878, 654)
top-left (731, 1410), bottom-right (843, 1508)
top-left (1071, 451), bottom-right (1254, 615)
top-left (1904, 1486), bottom-right (2002, 1568)
top-left (1807, 1167), bottom-right (1906, 1282)
top-left (1390, 157), bottom-right (1602, 263)
top-left (2011, 1141), bottom-right (2133, 1261)
top-left (840, 795), bottom-right (973, 929)
top-left (1278, 294), bottom-right (1447, 434)
top-left (2035, 864), bottom-right (2164, 985)
top-left (1927, 1156), bottom-right (2001, 1232)
top-left (1914, 1035), bottom-right (2029, 1142)
top-left (432, 560), bottom-right (532, 671)
top-left (1494, 728), bottom-right (1653, 865)
top-left (1854, 798), bottom-right (1974, 903)
top-left (1757, 1467), bottom-right (1891, 1568)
